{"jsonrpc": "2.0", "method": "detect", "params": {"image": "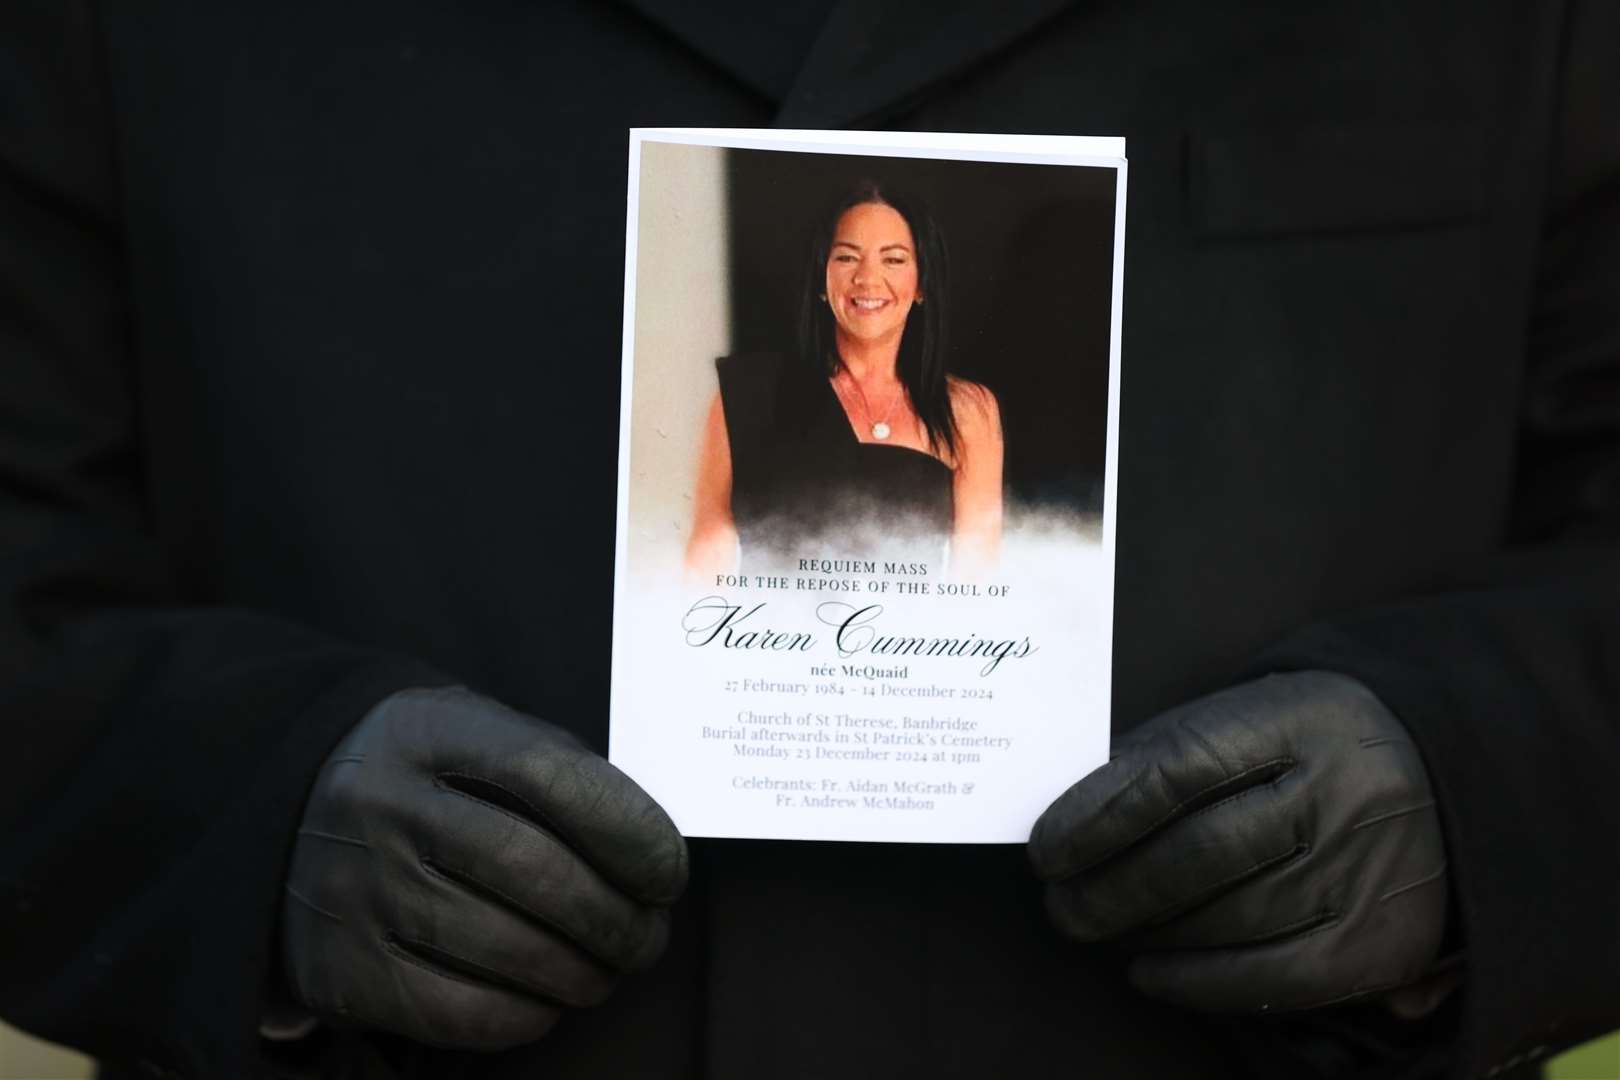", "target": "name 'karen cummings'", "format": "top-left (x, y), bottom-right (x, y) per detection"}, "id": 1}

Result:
top-left (679, 596), bottom-right (1034, 676)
